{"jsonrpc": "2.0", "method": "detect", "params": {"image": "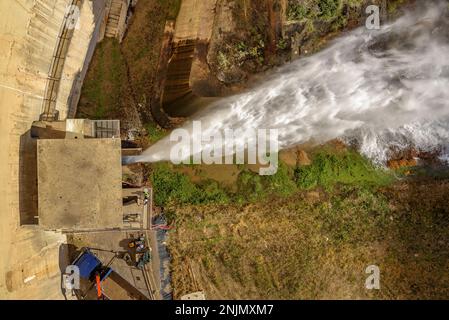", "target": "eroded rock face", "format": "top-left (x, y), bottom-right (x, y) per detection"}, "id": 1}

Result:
top-left (279, 147), bottom-right (311, 167)
top-left (387, 158), bottom-right (418, 169)
top-left (298, 149), bottom-right (312, 166)
top-left (387, 148), bottom-right (444, 169)
top-left (206, 0), bottom-right (287, 90)
top-left (204, 0), bottom-right (411, 91)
